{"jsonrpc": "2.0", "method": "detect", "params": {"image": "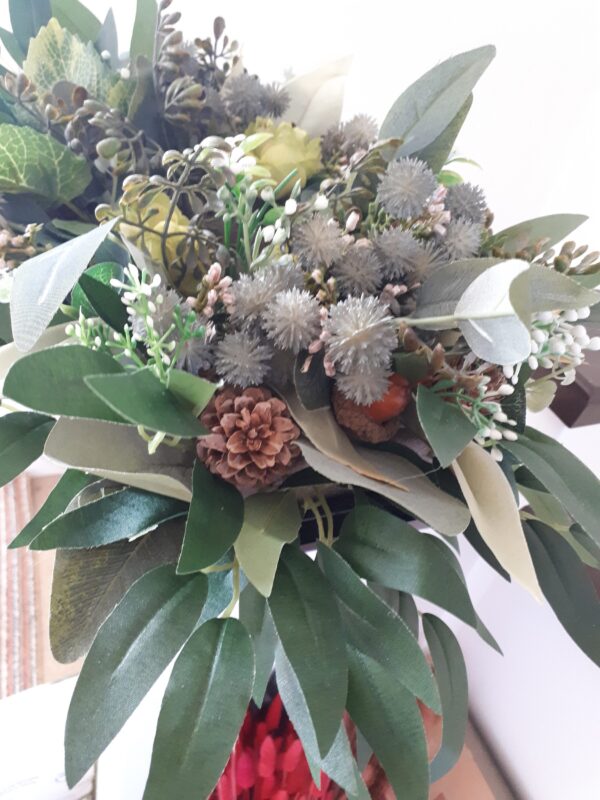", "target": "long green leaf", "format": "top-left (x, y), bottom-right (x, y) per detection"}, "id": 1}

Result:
top-left (9, 0), bottom-right (51, 53)
top-left (4, 345), bottom-right (126, 422)
top-left (10, 219), bottom-right (117, 351)
top-left (346, 646), bottom-right (429, 800)
top-left (177, 461), bottom-right (243, 573)
top-left (318, 544), bottom-right (440, 712)
top-left (9, 468), bottom-right (95, 548)
top-left (380, 45), bottom-right (495, 156)
top-left (85, 366), bottom-right (205, 436)
top-left (130, 0), bottom-right (158, 61)
top-left (0, 26), bottom-right (25, 66)
top-left (31, 485), bottom-right (187, 550)
top-left (239, 583), bottom-right (278, 706)
top-left (524, 521), bottom-right (600, 666)
top-left (50, 522), bottom-right (184, 663)
top-left (502, 427), bottom-right (600, 546)
top-left (234, 491), bottom-right (301, 596)
top-left (423, 614), bottom-right (468, 782)
top-left (65, 565), bottom-right (207, 787)
top-left (414, 94), bottom-right (473, 174)
top-left (488, 214), bottom-right (588, 255)
top-left (143, 618), bottom-right (254, 800)
top-left (269, 546), bottom-right (348, 756)
top-left (0, 411), bottom-right (54, 487)
top-left (50, 0), bottom-right (102, 42)
top-left (416, 385), bottom-right (477, 468)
